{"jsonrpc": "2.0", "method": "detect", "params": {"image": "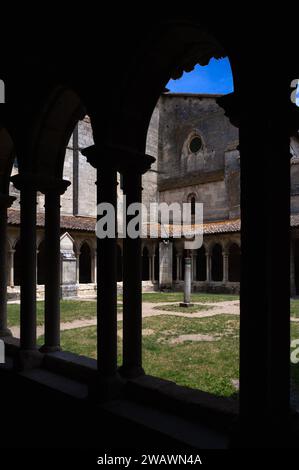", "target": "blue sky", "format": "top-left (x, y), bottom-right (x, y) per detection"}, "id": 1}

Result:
top-left (166, 57), bottom-right (234, 95)
top-left (167, 58), bottom-right (299, 105)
